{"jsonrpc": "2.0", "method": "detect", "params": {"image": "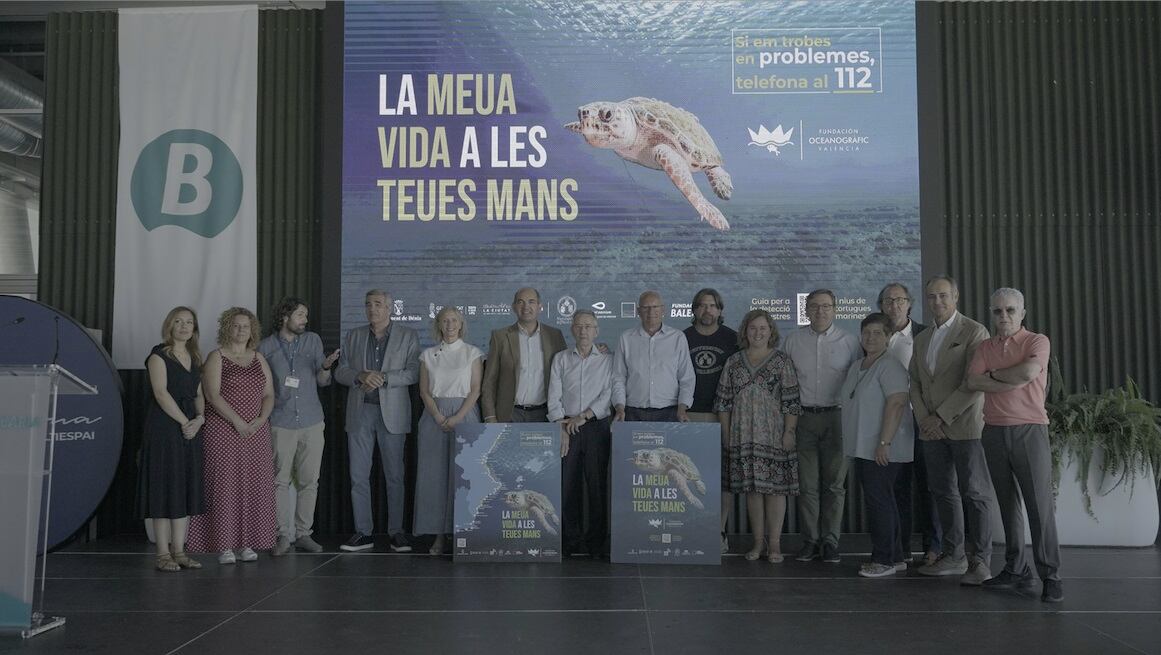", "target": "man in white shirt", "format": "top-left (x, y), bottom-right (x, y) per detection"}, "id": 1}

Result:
top-left (548, 310), bottom-right (614, 557)
top-left (612, 290), bottom-right (696, 423)
top-left (783, 289), bottom-right (861, 564)
top-left (482, 287), bottom-right (567, 423)
top-left (879, 282), bottom-right (941, 566)
top-left (909, 276), bottom-right (994, 585)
